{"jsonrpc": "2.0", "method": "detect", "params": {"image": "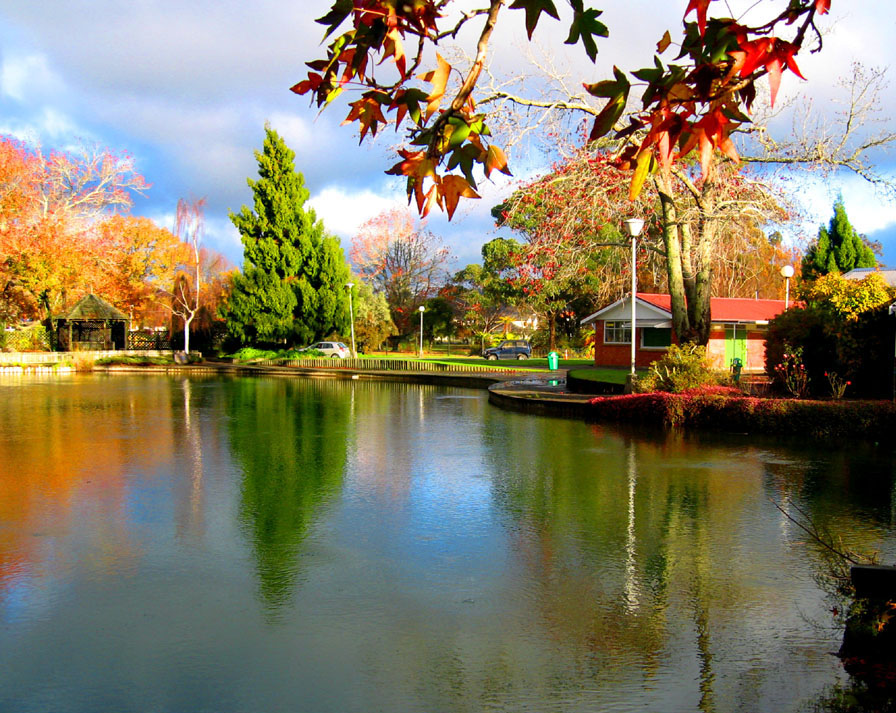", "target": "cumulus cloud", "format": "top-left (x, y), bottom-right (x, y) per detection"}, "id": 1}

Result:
top-left (308, 187), bottom-right (405, 238)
